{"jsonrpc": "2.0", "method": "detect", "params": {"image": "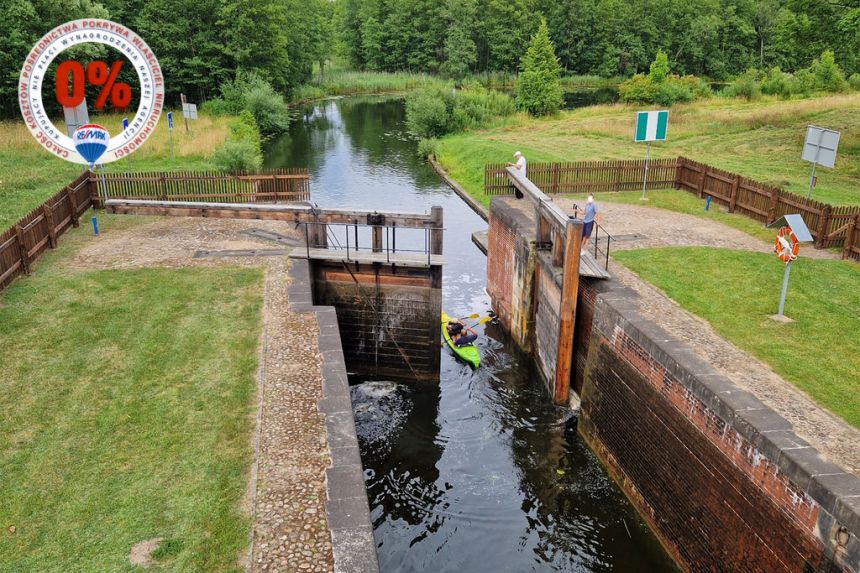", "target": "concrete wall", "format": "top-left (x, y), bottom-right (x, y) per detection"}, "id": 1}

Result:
top-left (485, 197), bottom-right (860, 573)
top-left (288, 259), bottom-right (380, 573)
top-left (311, 260), bottom-right (441, 382)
